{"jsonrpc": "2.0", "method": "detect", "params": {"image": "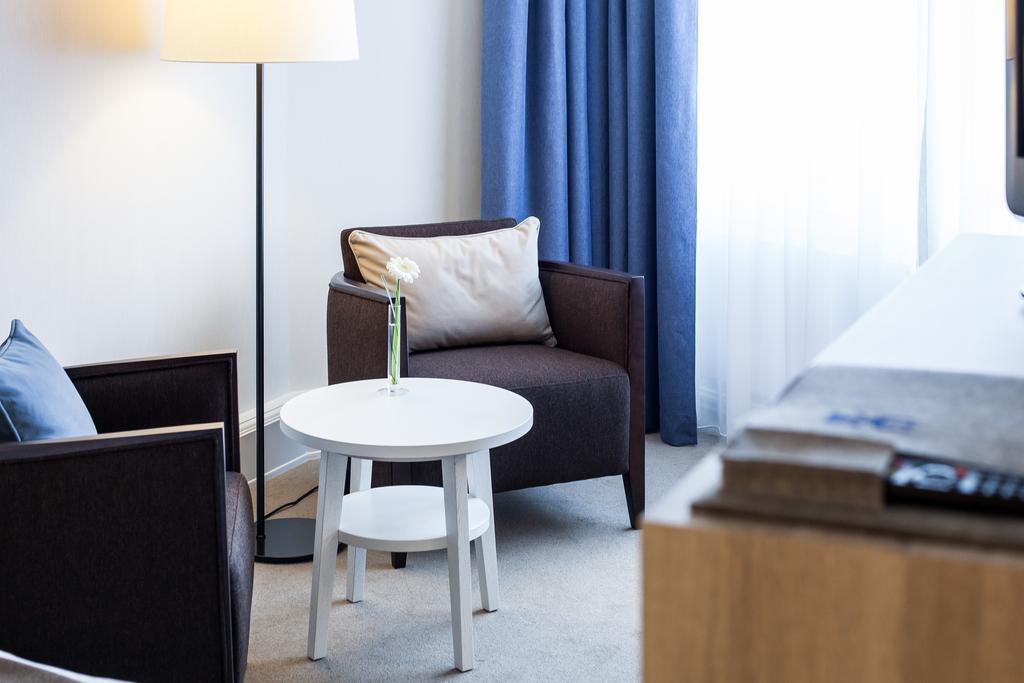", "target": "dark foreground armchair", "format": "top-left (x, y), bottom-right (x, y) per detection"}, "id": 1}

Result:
top-left (327, 218), bottom-right (646, 560)
top-left (0, 351), bottom-right (253, 682)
